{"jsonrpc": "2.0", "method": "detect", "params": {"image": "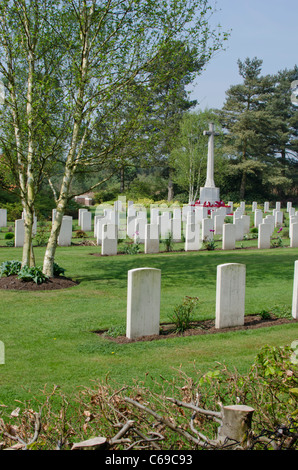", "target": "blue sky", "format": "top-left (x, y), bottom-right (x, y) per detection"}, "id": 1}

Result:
top-left (189, 0), bottom-right (298, 110)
